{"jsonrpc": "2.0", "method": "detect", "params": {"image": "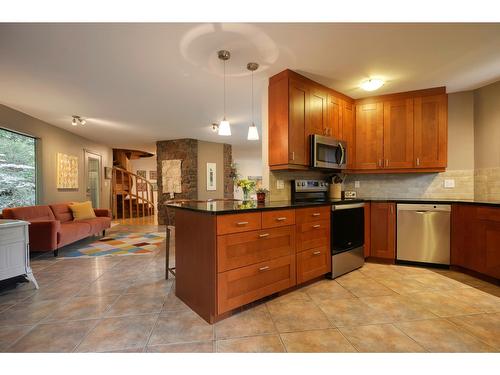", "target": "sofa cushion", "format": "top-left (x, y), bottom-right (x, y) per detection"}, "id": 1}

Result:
top-left (1, 205), bottom-right (55, 221)
top-left (50, 203), bottom-right (74, 223)
top-left (58, 221), bottom-right (92, 247)
top-left (79, 217), bottom-right (111, 234)
top-left (69, 201), bottom-right (96, 221)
